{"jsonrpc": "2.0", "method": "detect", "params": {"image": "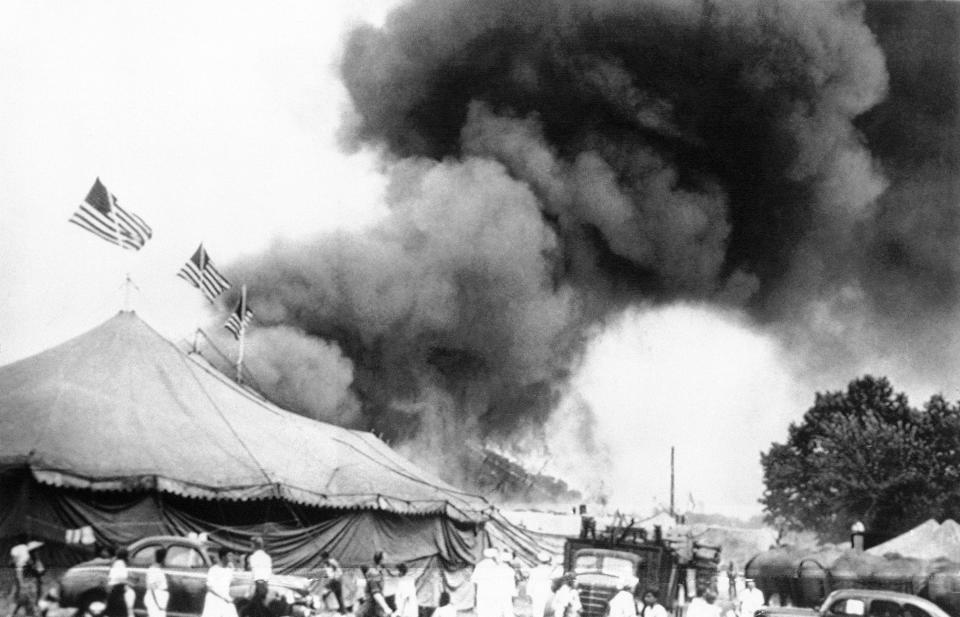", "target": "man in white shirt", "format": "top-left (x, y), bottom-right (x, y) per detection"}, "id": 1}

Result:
top-left (472, 548), bottom-right (501, 617)
top-left (525, 553), bottom-right (555, 617)
top-left (497, 549), bottom-right (517, 617)
top-left (243, 537), bottom-right (271, 617)
top-left (607, 577), bottom-right (638, 617)
top-left (550, 574), bottom-right (581, 617)
top-left (687, 590), bottom-right (721, 617)
top-left (738, 580), bottom-right (764, 617)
